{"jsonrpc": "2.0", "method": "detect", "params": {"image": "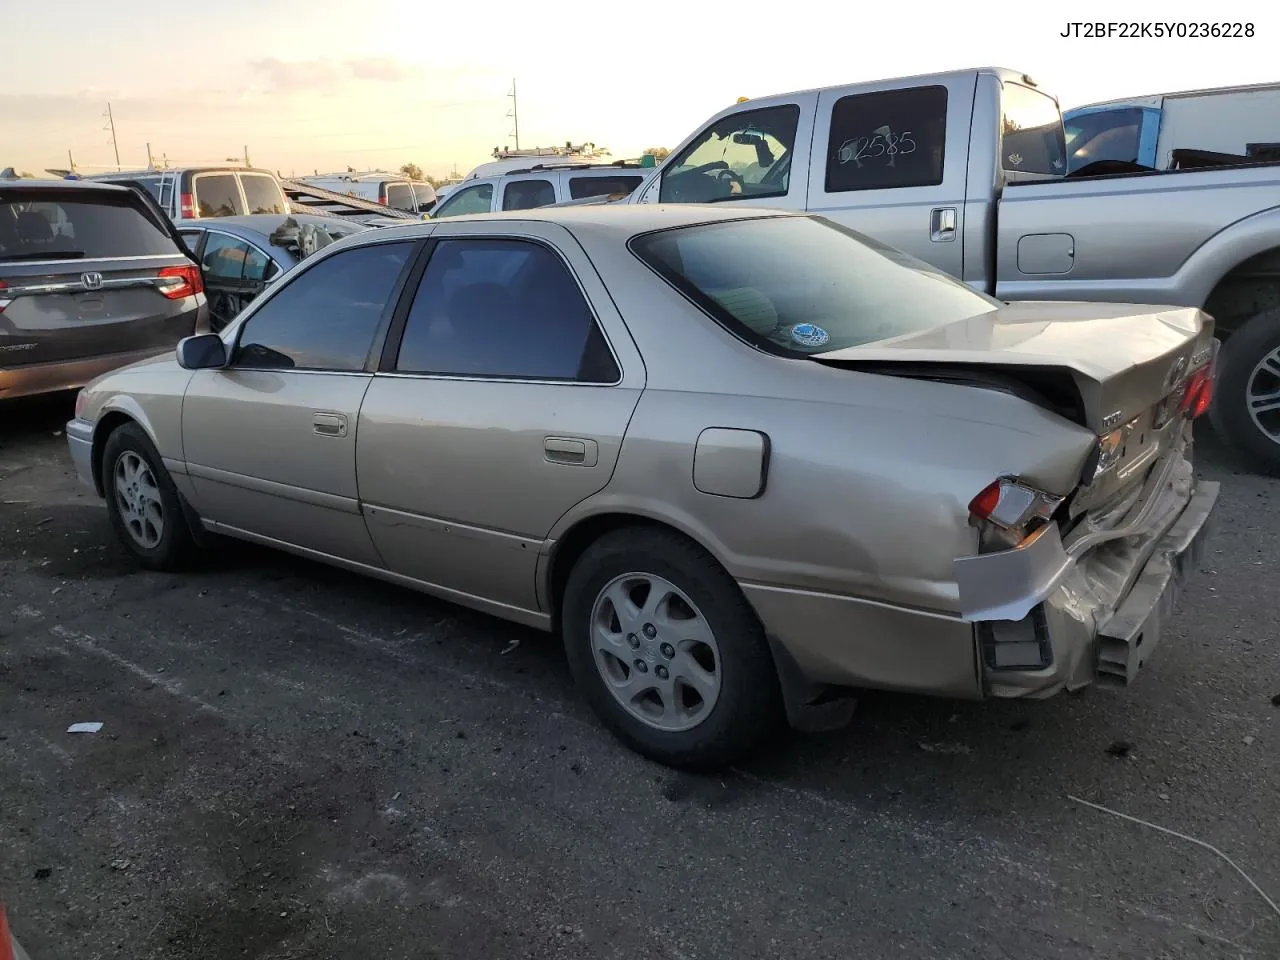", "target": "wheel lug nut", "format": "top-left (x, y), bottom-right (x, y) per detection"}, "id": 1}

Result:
top-left (643, 623), bottom-right (657, 638)
top-left (627, 633), bottom-right (640, 649)
top-left (660, 643), bottom-right (675, 659)
top-left (655, 665), bottom-right (669, 680)
top-left (633, 659), bottom-right (648, 673)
